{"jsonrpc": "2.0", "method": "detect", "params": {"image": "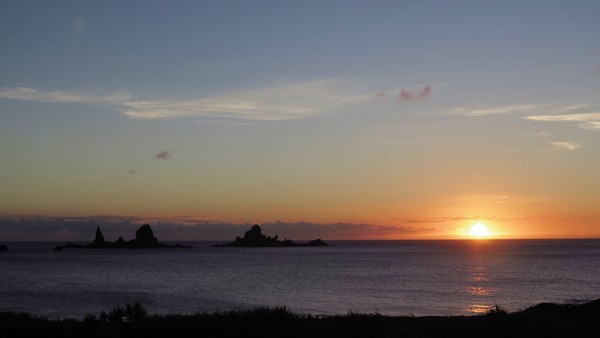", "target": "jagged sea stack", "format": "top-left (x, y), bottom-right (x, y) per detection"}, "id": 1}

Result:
top-left (92, 226), bottom-right (106, 247)
top-left (54, 223), bottom-right (191, 250)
